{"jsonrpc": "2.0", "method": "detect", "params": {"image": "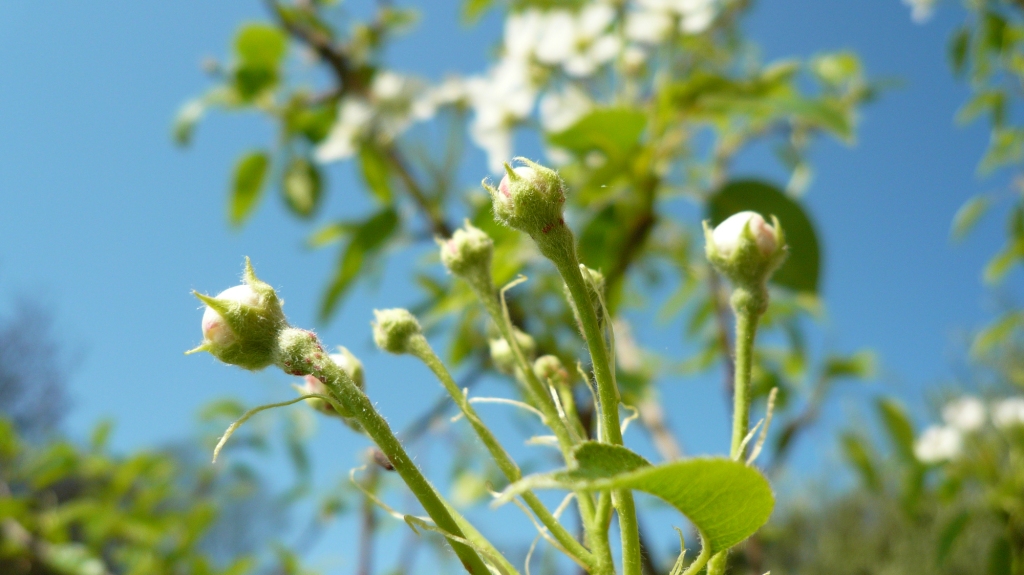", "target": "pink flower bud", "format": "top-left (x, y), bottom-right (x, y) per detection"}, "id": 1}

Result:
top-left (711, 211), bottom-right (778, 258)
top-left (201, 285), bottom-right (260, 347)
